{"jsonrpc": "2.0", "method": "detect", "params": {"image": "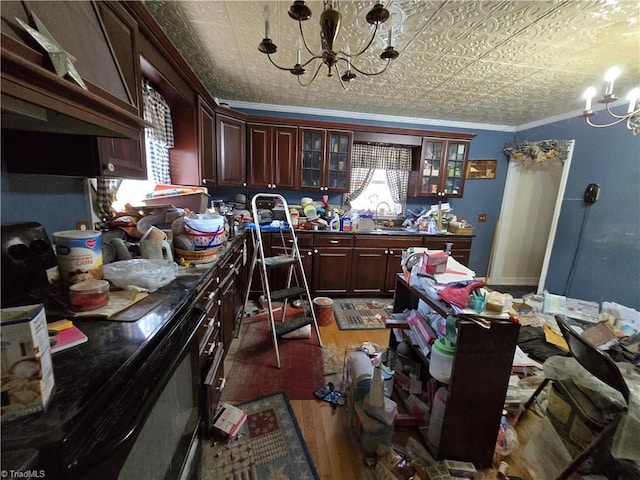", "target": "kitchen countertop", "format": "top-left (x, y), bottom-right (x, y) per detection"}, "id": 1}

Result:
top-left (0, 237), bottom-right (241, 472)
